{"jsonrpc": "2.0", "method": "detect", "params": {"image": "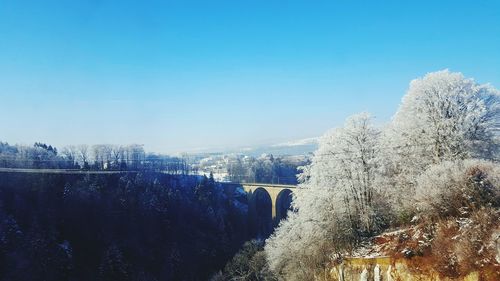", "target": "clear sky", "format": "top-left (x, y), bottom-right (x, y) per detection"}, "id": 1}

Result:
top-left (1, 0), bottom-right (499, 153)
